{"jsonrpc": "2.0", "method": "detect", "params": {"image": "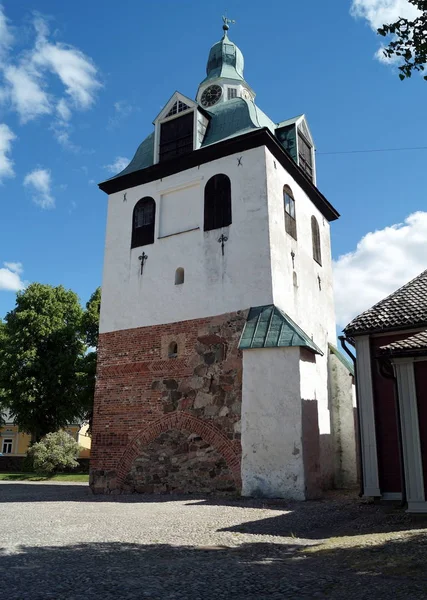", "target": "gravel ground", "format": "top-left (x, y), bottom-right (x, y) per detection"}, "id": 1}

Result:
top-left (1, 482), bottom-right (427, 599)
